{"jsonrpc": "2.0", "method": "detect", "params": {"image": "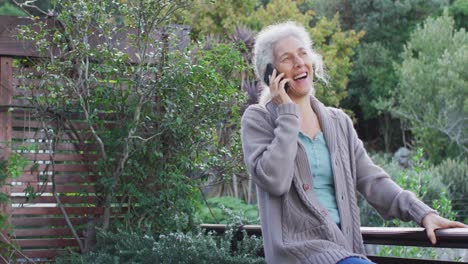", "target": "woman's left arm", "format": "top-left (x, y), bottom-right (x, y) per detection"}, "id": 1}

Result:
top-left (342, 113), bottom-right (466, 243)
top-left (345, 115), bottom-right (434, 224)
